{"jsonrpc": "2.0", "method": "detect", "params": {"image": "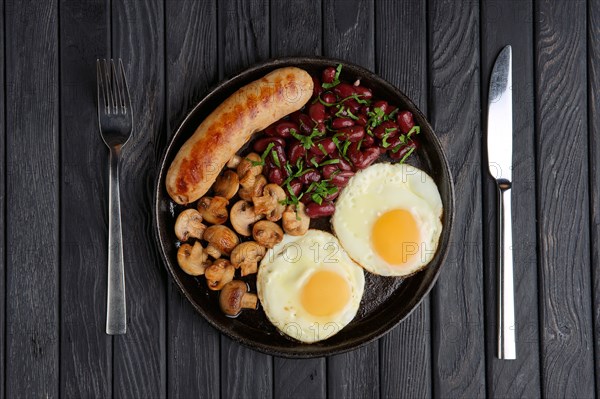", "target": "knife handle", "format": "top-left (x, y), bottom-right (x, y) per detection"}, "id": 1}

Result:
top-left (497, 183), bottom-right (516, 359)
